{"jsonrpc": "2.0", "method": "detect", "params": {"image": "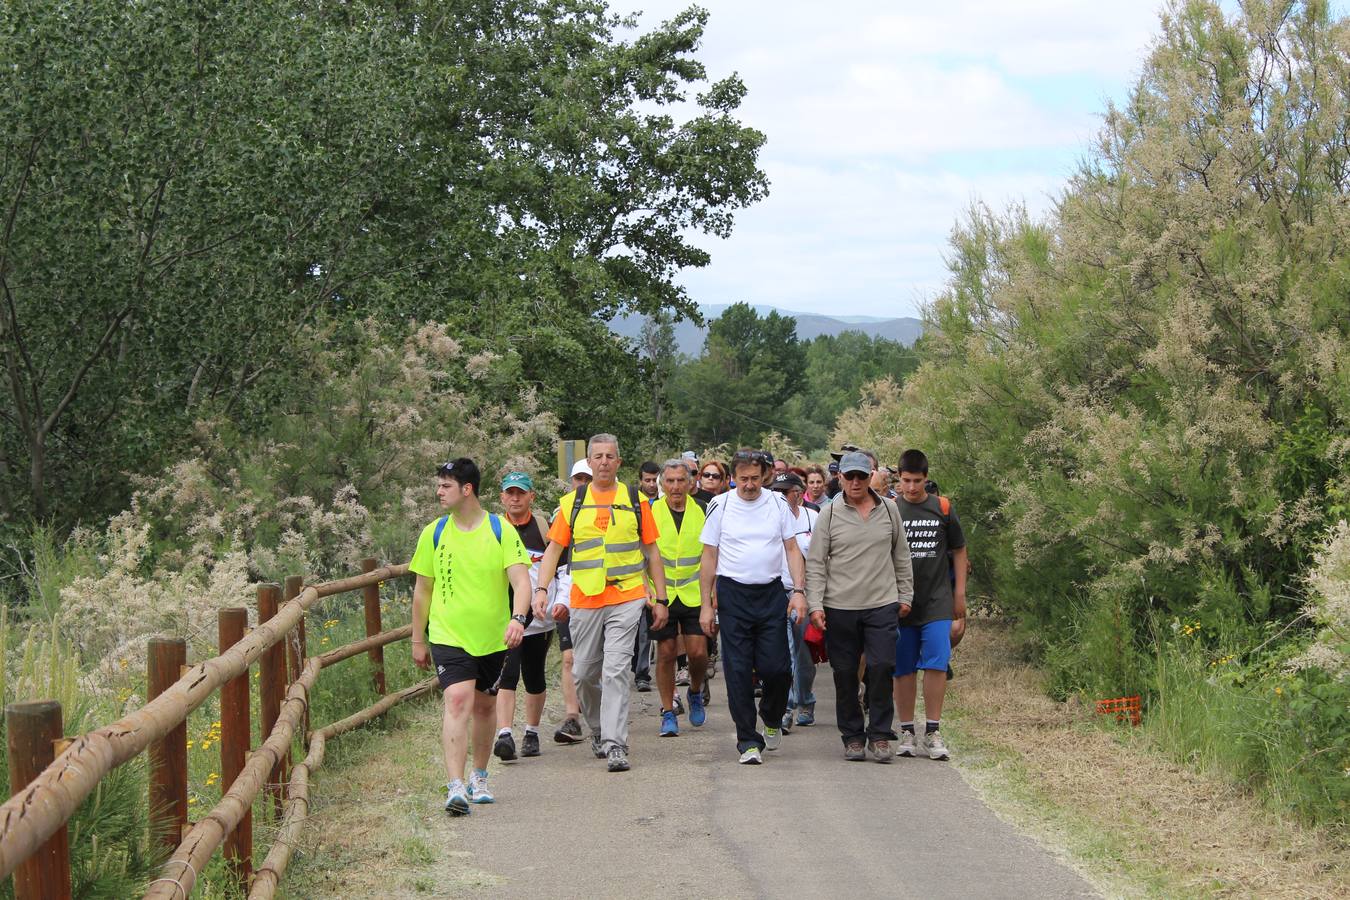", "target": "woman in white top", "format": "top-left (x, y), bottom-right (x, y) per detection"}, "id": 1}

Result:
top-left (771, 472), bottom-right (818, 730)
